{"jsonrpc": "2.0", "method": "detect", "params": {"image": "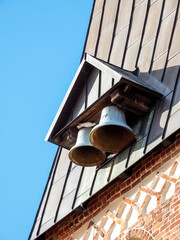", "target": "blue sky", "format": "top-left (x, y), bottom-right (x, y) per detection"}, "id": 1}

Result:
top-left (0, 1), bottom-right (93, 239)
